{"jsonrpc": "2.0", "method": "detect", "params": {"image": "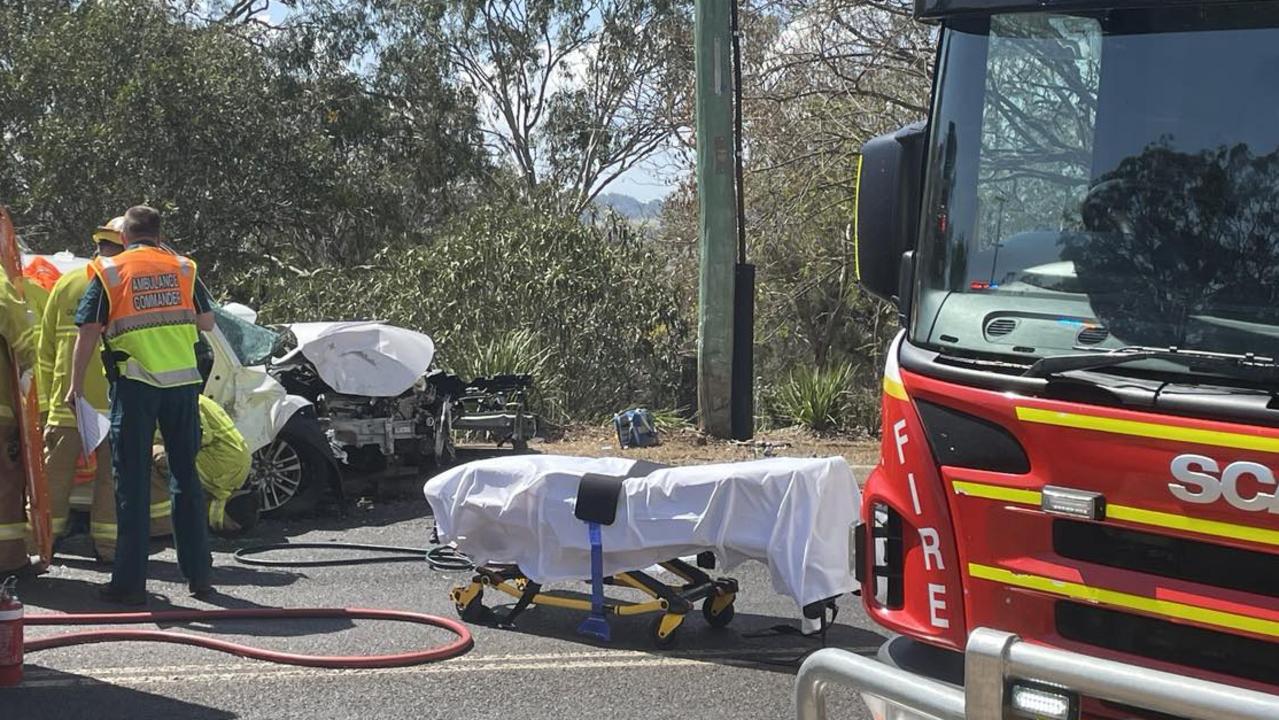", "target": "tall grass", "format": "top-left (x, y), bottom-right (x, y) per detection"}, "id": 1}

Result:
top-left (647, 407), bottom-right (693, 432)
top-left (773, 363), bottom-right (856, 433)
top-left (452, 328), bottom-right (554, 380)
